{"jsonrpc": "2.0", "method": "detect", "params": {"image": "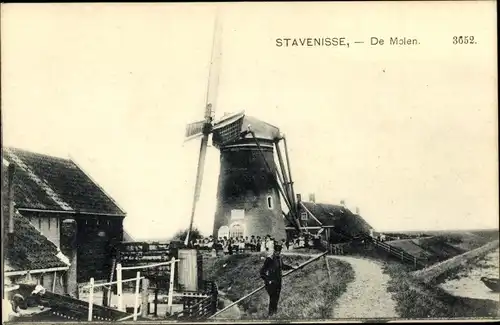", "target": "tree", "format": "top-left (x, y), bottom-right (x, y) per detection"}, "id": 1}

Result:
top-left (172, 227), bottom-right (204, 242)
